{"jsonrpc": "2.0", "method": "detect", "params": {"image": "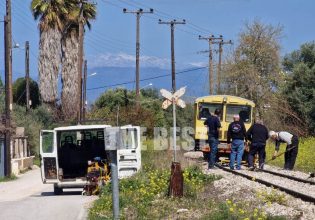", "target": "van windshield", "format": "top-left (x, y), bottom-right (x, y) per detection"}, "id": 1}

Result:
top-left (198, 103), bottom-right (223, 120)
top-left (226, 105), bottom-right (251, 123)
